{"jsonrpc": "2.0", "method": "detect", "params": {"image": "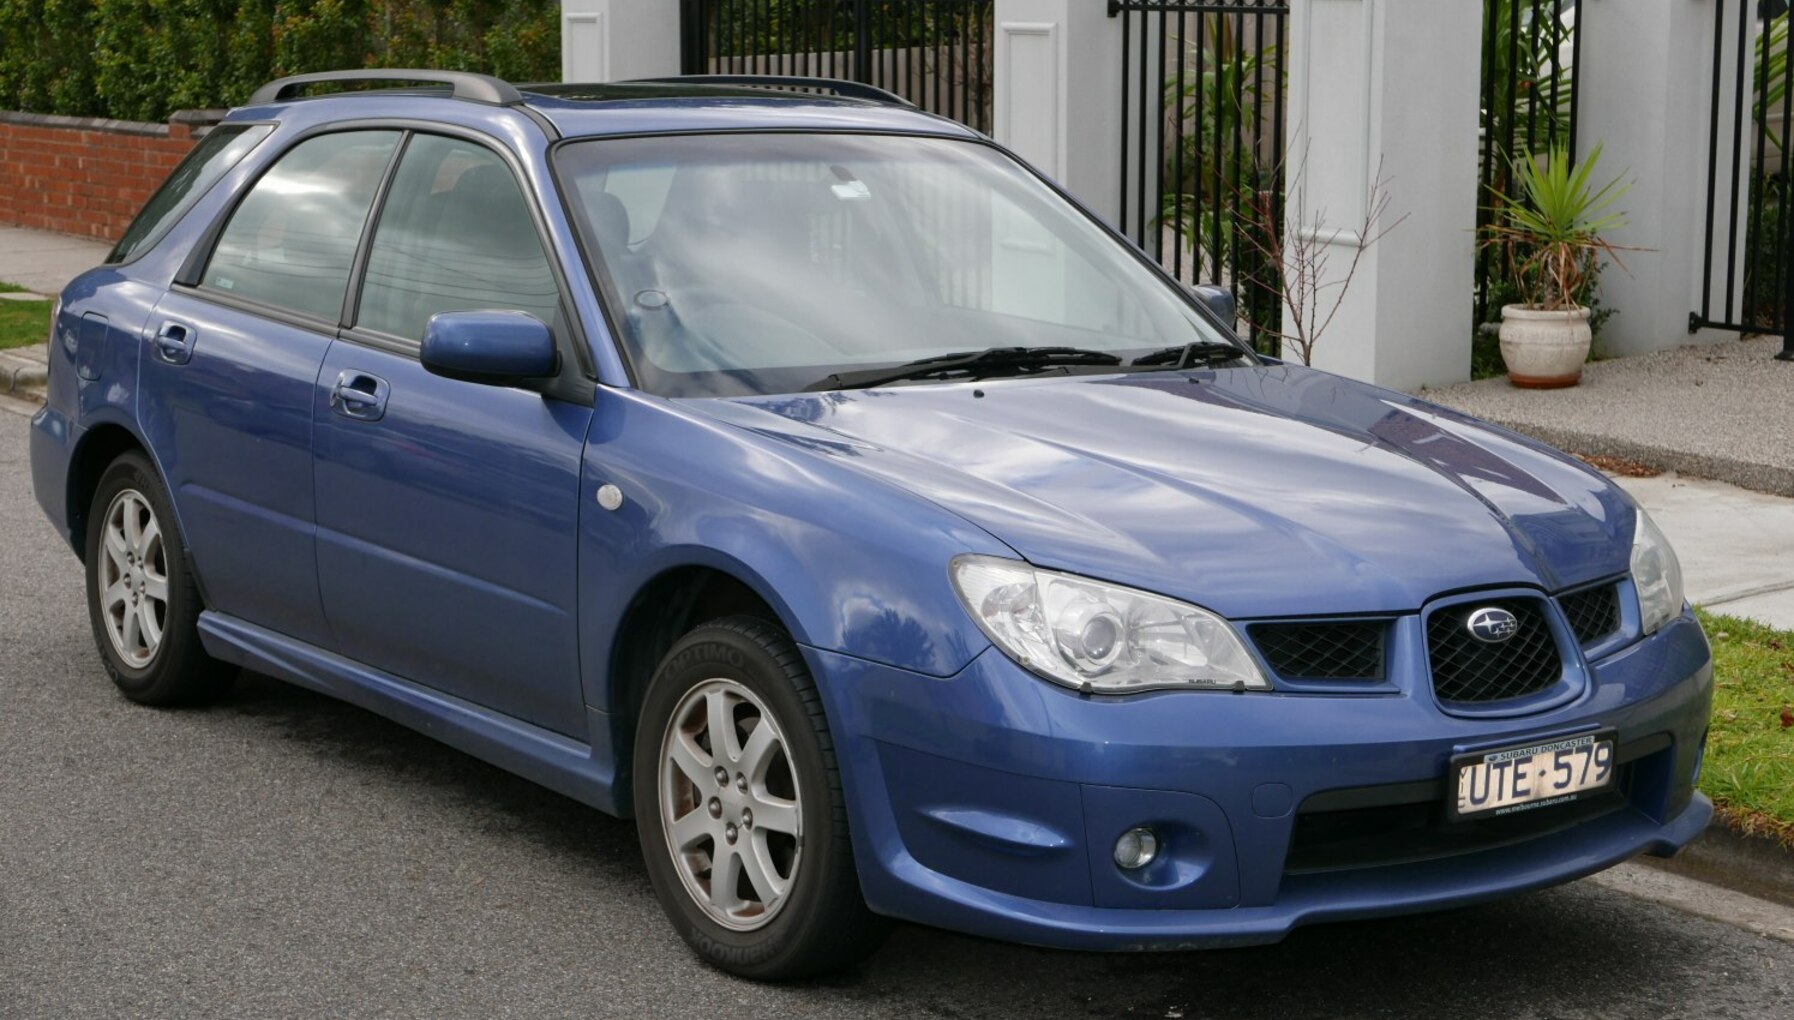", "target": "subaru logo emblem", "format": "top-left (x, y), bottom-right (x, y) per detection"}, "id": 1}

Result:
top-left (1466, 607), bottom-right (1520, 644)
